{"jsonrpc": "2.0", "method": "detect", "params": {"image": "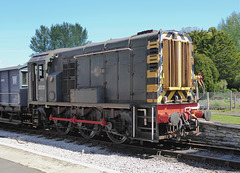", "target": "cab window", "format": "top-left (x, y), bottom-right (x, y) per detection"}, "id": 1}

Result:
top-left (38, 65), bottom-right (44, 79)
